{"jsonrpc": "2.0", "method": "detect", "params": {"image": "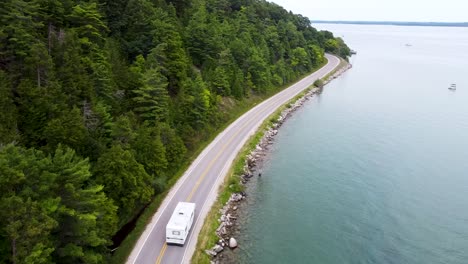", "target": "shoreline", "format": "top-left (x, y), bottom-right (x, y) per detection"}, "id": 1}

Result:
top-left (200, 60), bottom-right (352, 263)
